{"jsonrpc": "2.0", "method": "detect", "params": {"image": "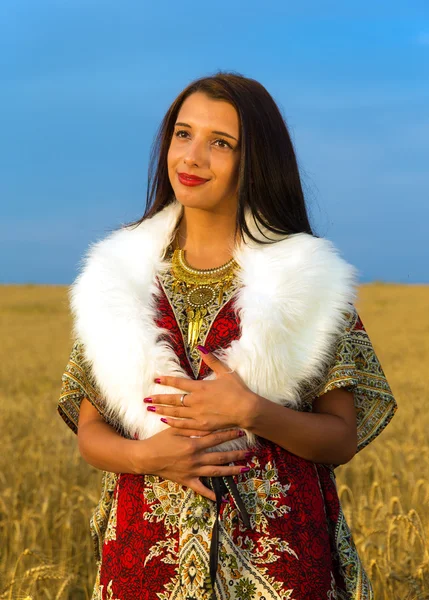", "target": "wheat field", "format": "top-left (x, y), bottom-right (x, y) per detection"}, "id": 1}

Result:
top-left (0, 283), bottom-right (428, 599)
